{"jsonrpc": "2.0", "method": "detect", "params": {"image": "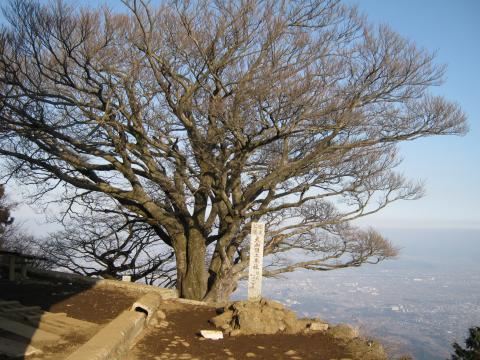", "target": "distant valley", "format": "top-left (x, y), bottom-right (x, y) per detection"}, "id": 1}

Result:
top-left (234, 228), bottom-right (480, 359)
